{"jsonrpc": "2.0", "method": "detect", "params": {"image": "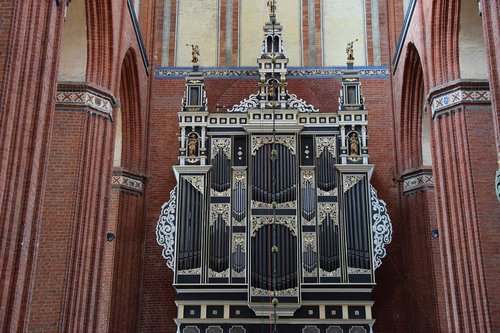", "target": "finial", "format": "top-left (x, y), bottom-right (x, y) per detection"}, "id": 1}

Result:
top-left (346, 39), bottom-right (358, 61)
top-left (267, 0), bottom-right (277, 20)
top-left (186, 44), bottom-right (200, 64)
